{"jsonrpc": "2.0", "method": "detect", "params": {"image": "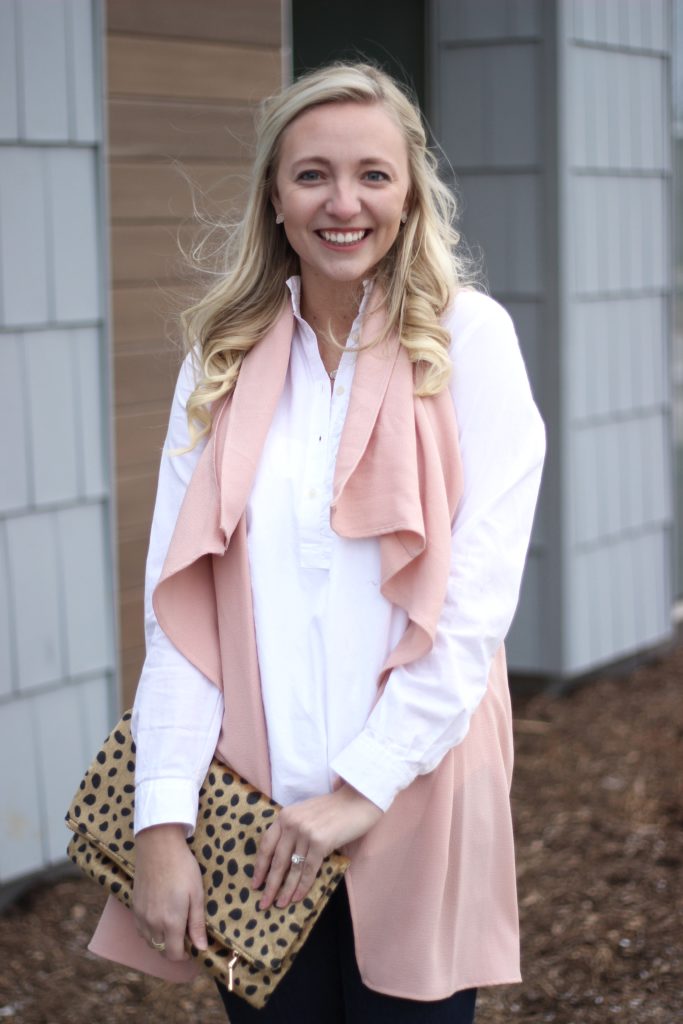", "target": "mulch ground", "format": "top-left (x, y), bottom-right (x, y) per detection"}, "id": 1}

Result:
top-left (1, 645), bottom-right (681, 1024)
